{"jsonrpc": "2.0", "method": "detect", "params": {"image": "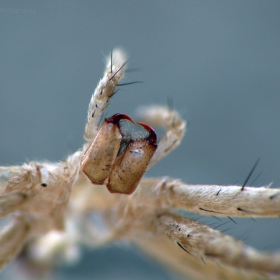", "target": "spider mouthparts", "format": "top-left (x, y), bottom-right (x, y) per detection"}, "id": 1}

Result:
top-left (82, 113), bottom-right (126, 185)
top-left (137, 122), bottom-right (157, 145)
top-left (107, 123), bottom-right (158, 195)
top-left (82, 113), bottom-right (157, 195)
